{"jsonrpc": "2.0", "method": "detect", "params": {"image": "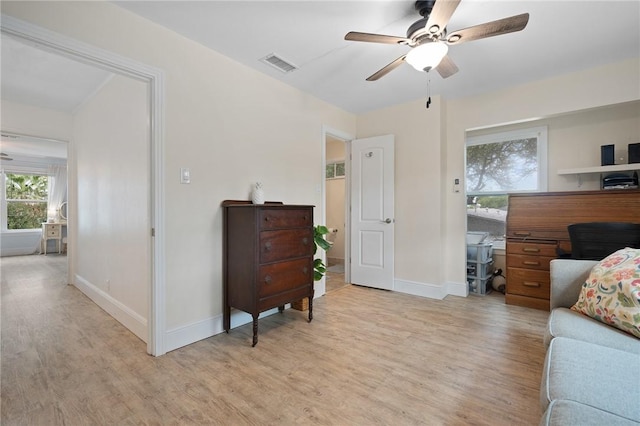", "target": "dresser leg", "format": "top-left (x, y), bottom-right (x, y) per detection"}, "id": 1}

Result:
top-left (278, 305), bottom-right (285, 313)
top-left (252, 315), bottom-right (259, 347)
